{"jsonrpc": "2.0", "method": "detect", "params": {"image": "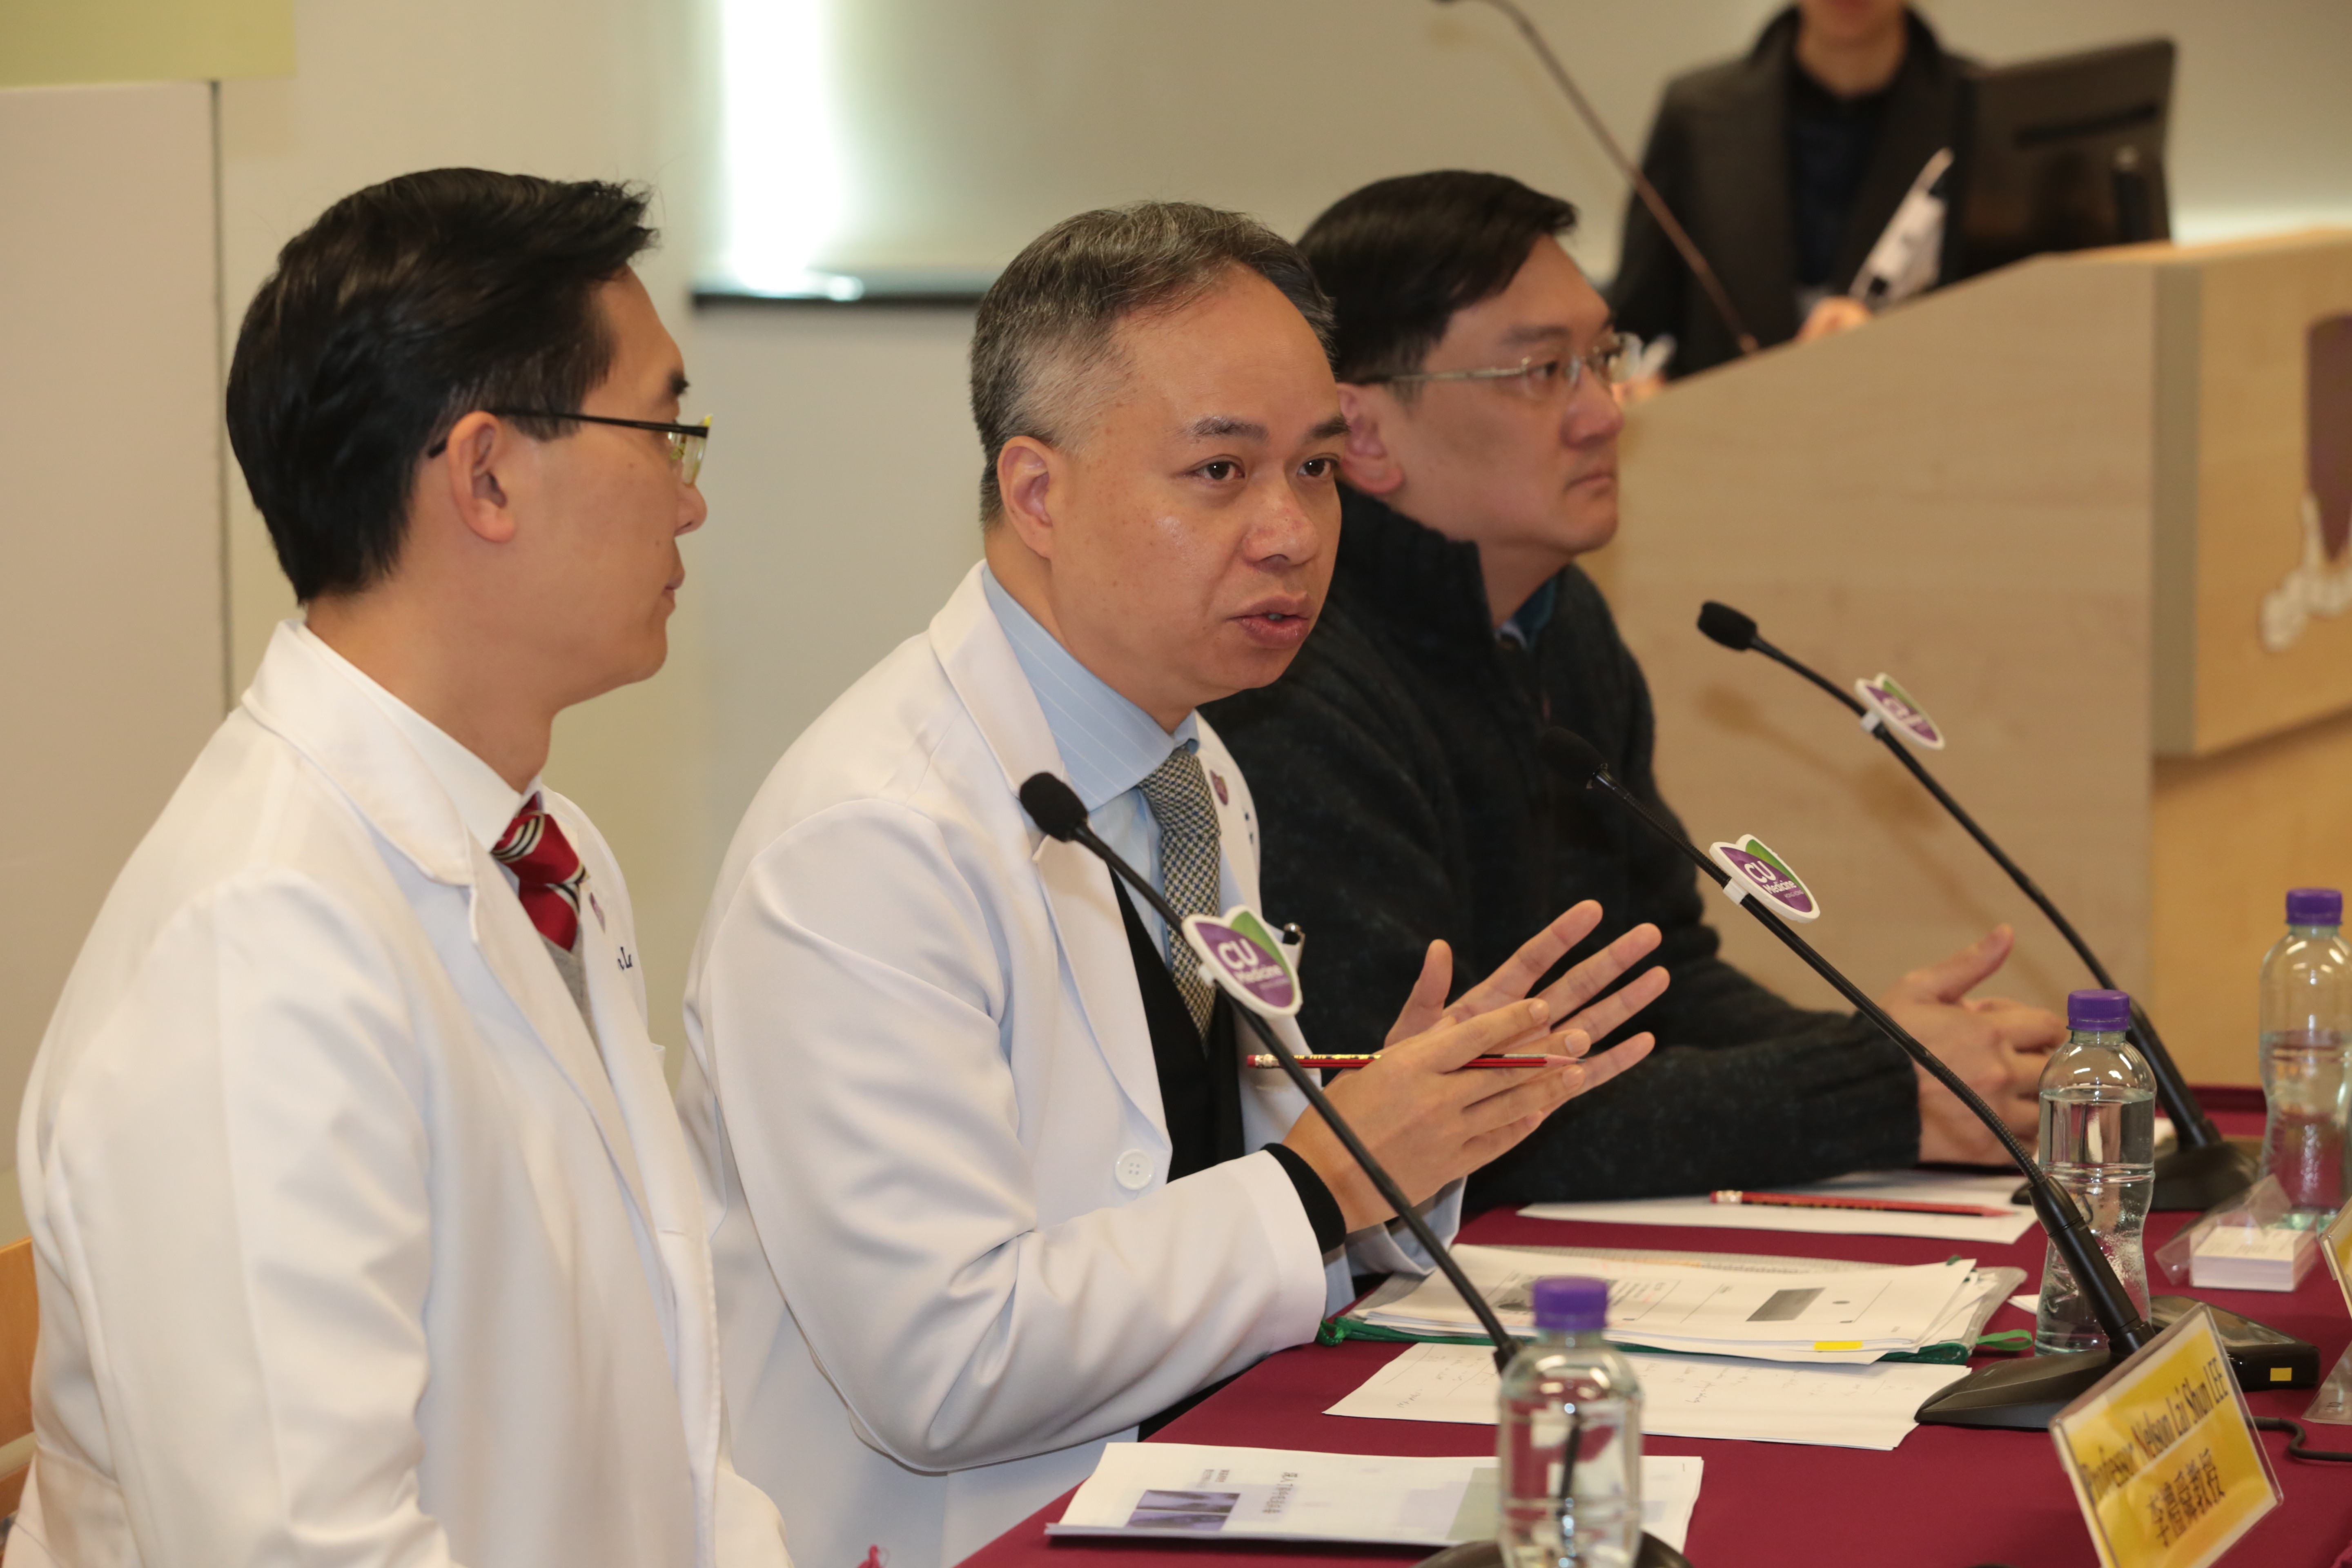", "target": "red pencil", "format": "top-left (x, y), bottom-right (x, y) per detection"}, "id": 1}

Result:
top-left (1711, 1189), bottom-right (2015, 1218)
